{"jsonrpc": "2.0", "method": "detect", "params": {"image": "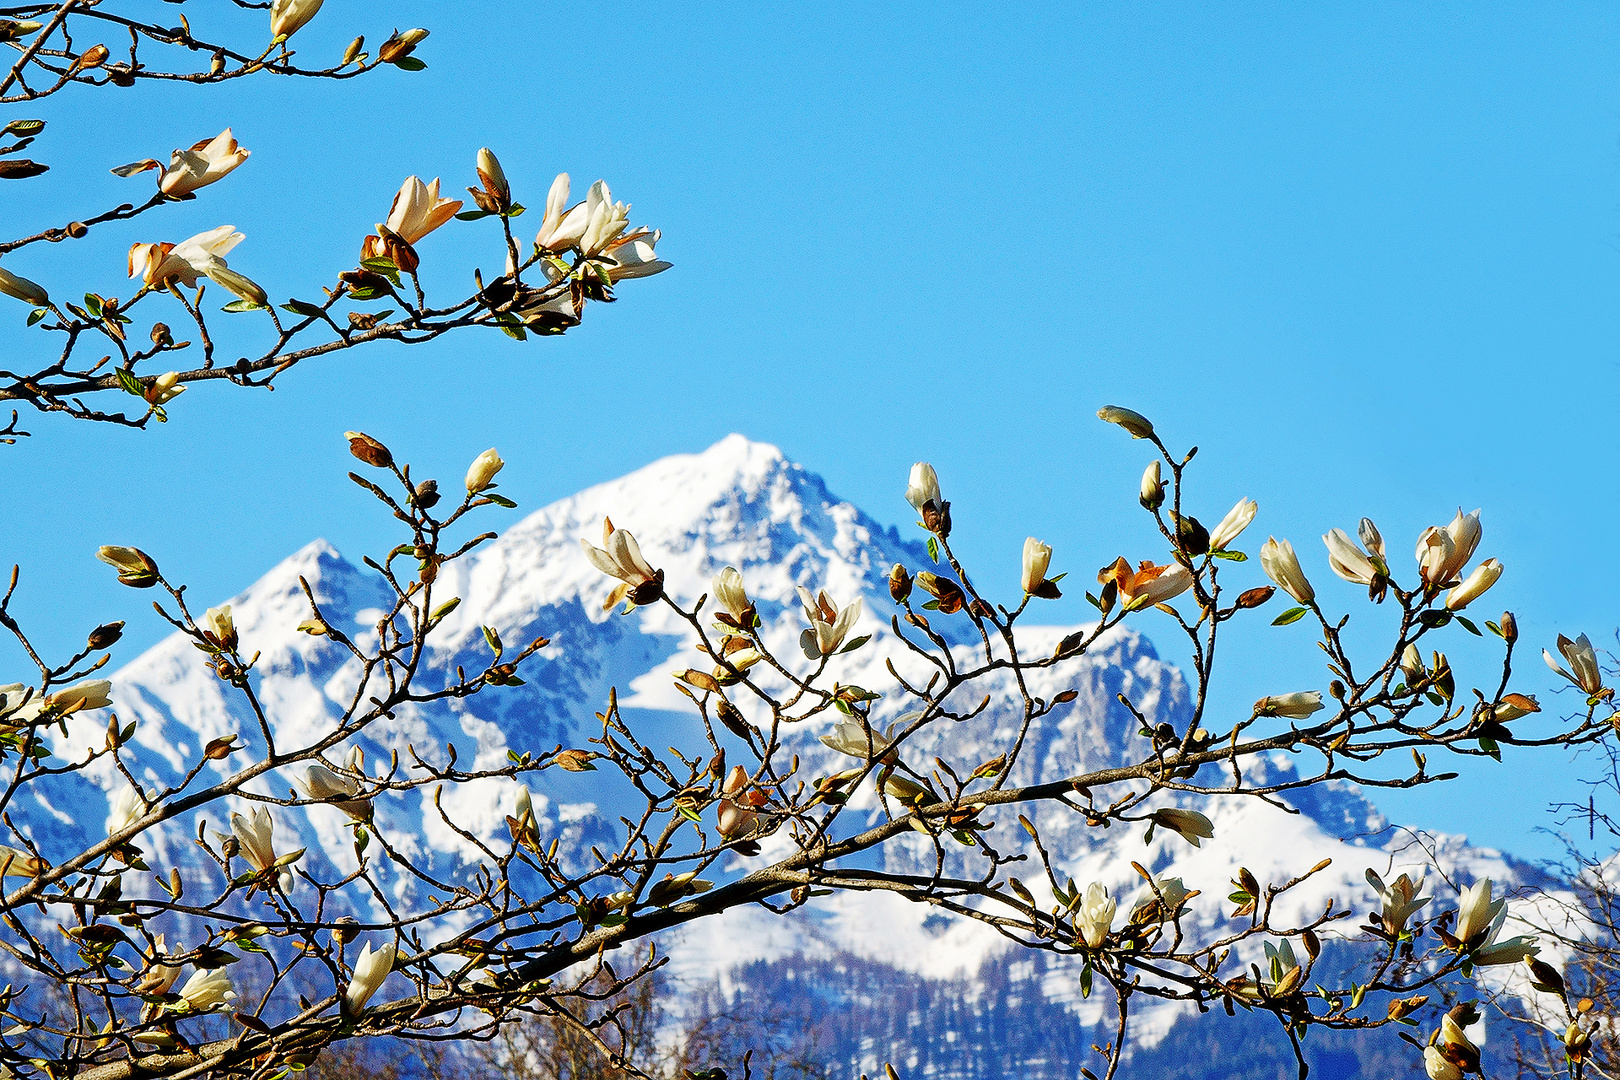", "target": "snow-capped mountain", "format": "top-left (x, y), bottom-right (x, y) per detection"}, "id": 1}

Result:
top-left (23, 435), bottom-right (1556, 1070)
